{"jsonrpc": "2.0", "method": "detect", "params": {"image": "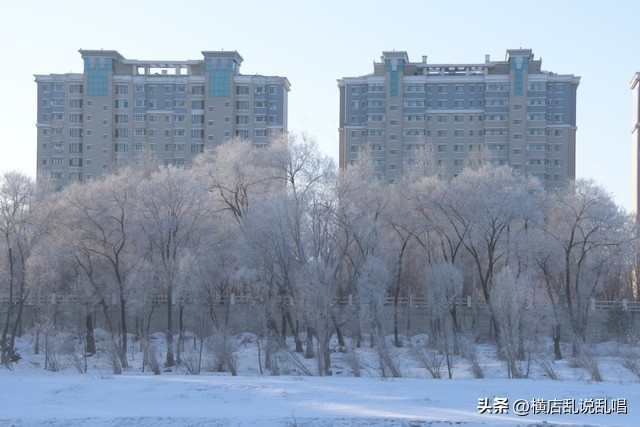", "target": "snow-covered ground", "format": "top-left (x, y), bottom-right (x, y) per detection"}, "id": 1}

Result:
top-left (1, 331), bottom-right (639, 426)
